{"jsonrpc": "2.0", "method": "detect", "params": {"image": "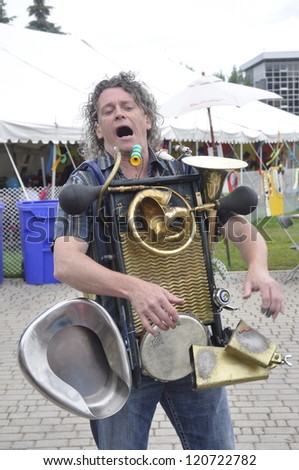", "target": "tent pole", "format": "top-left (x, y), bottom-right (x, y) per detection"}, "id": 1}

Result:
top-left (207, 107), bottom-right (215, 151)
top-left (65, 144), bottom-right (76, 169)
top-left (259, 143), bottom-right (263, 172)
top-left (51, 143), bottom-right (56, 200)
top-left (40, 156), bottom-right (47, 187)
top-left (3, 143), bottom-right (29, 200)
top-left (240, 143), bottom-right (243, 185)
